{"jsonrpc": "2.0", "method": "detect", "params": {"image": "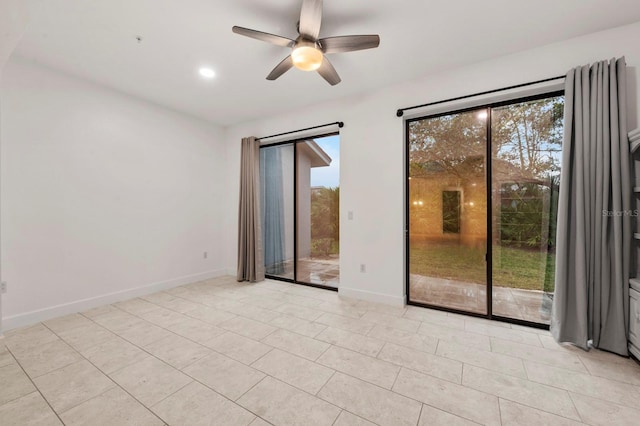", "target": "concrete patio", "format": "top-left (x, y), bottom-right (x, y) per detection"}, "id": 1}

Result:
top-left (409, 274), bottom-right (551, 324)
